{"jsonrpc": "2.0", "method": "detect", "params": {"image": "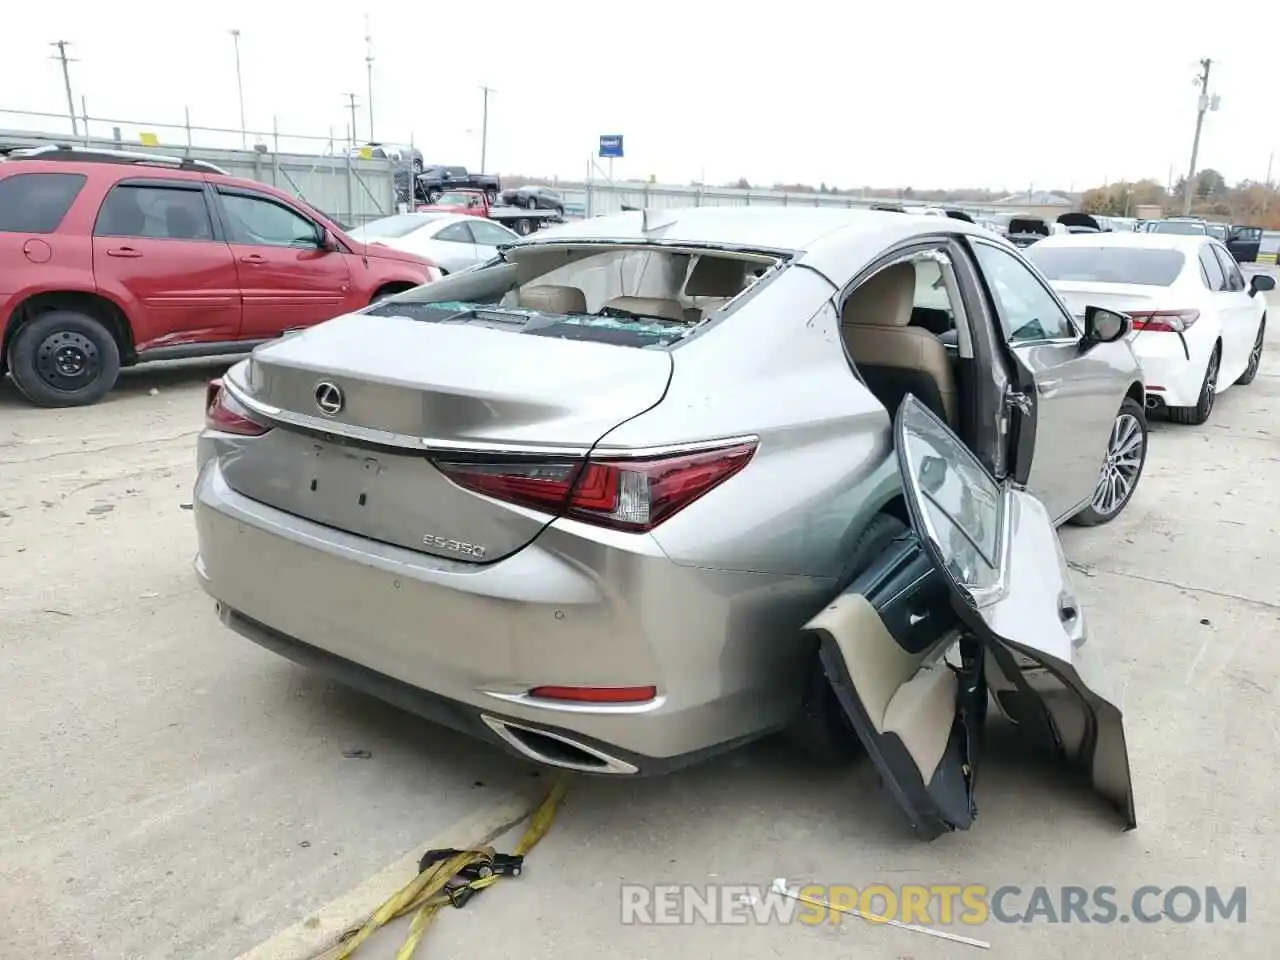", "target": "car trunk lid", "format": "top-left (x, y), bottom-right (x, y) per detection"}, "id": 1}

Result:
top-left (218, 310), bottom-right (673, 561)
